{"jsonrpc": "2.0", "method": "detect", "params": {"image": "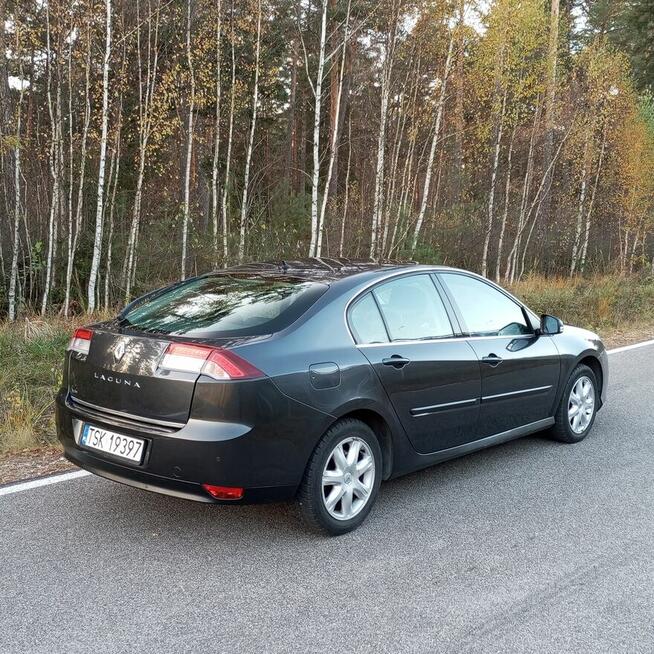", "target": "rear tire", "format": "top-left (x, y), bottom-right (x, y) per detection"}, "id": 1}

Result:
top-left (297, 418), bottom-right (382, 536)
top-left (549, 364), bottom-right (598, 443)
